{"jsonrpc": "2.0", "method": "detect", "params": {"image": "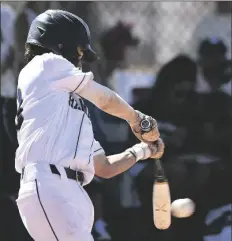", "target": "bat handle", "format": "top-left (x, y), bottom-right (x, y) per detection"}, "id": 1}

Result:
top-left (154, 159), bottom-right (167, 182)
top-left (155, 159), bottom-right (162, 170)
top-left (140, 119), bottom-right (166, 181)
